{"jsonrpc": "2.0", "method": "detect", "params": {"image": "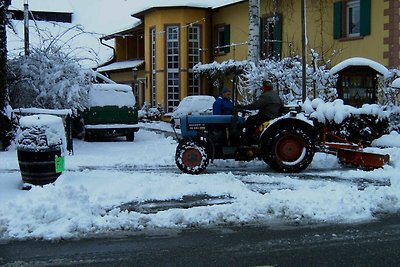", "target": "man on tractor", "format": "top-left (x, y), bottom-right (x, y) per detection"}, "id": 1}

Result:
top-left (213, 87), bottom-right (233, 115)
top-left (237, 80), bottom-right (283, 143)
